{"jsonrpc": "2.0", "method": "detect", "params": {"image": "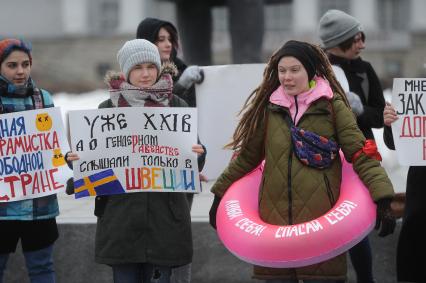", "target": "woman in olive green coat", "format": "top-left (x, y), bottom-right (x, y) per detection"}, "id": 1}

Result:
top-left (209, 40), bottom-right (396, 282)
